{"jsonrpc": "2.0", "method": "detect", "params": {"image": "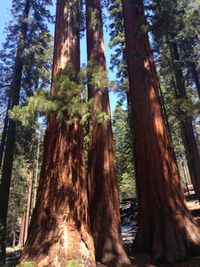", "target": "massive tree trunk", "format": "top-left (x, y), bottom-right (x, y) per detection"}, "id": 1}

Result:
top-left (86, 0), bottom-right (130, 266)
top-left (121, 0), bottom-right (200, 263)
top-left (18, 1), bottom-right (96, 266)
top-left (168, 41), bottom-right (200, 200)
top-left (0, 0), bottom-right (31, 263)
